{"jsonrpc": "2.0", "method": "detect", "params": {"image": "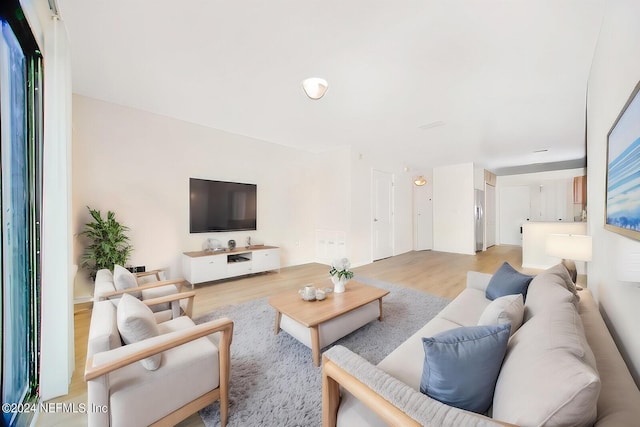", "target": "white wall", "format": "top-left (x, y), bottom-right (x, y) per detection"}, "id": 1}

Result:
top-left (72, 96), bottom-right (417, 288)
top-left (587, 0), bottom-right (640, 384)
top-left (72, 95), bottom-right (317, 281)
top-left (496, 168), bottom-right (586, 244)
top-left (433, 162), bottom-right (475, 255)
top-left (311, 148), bottom-right (350, 264)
